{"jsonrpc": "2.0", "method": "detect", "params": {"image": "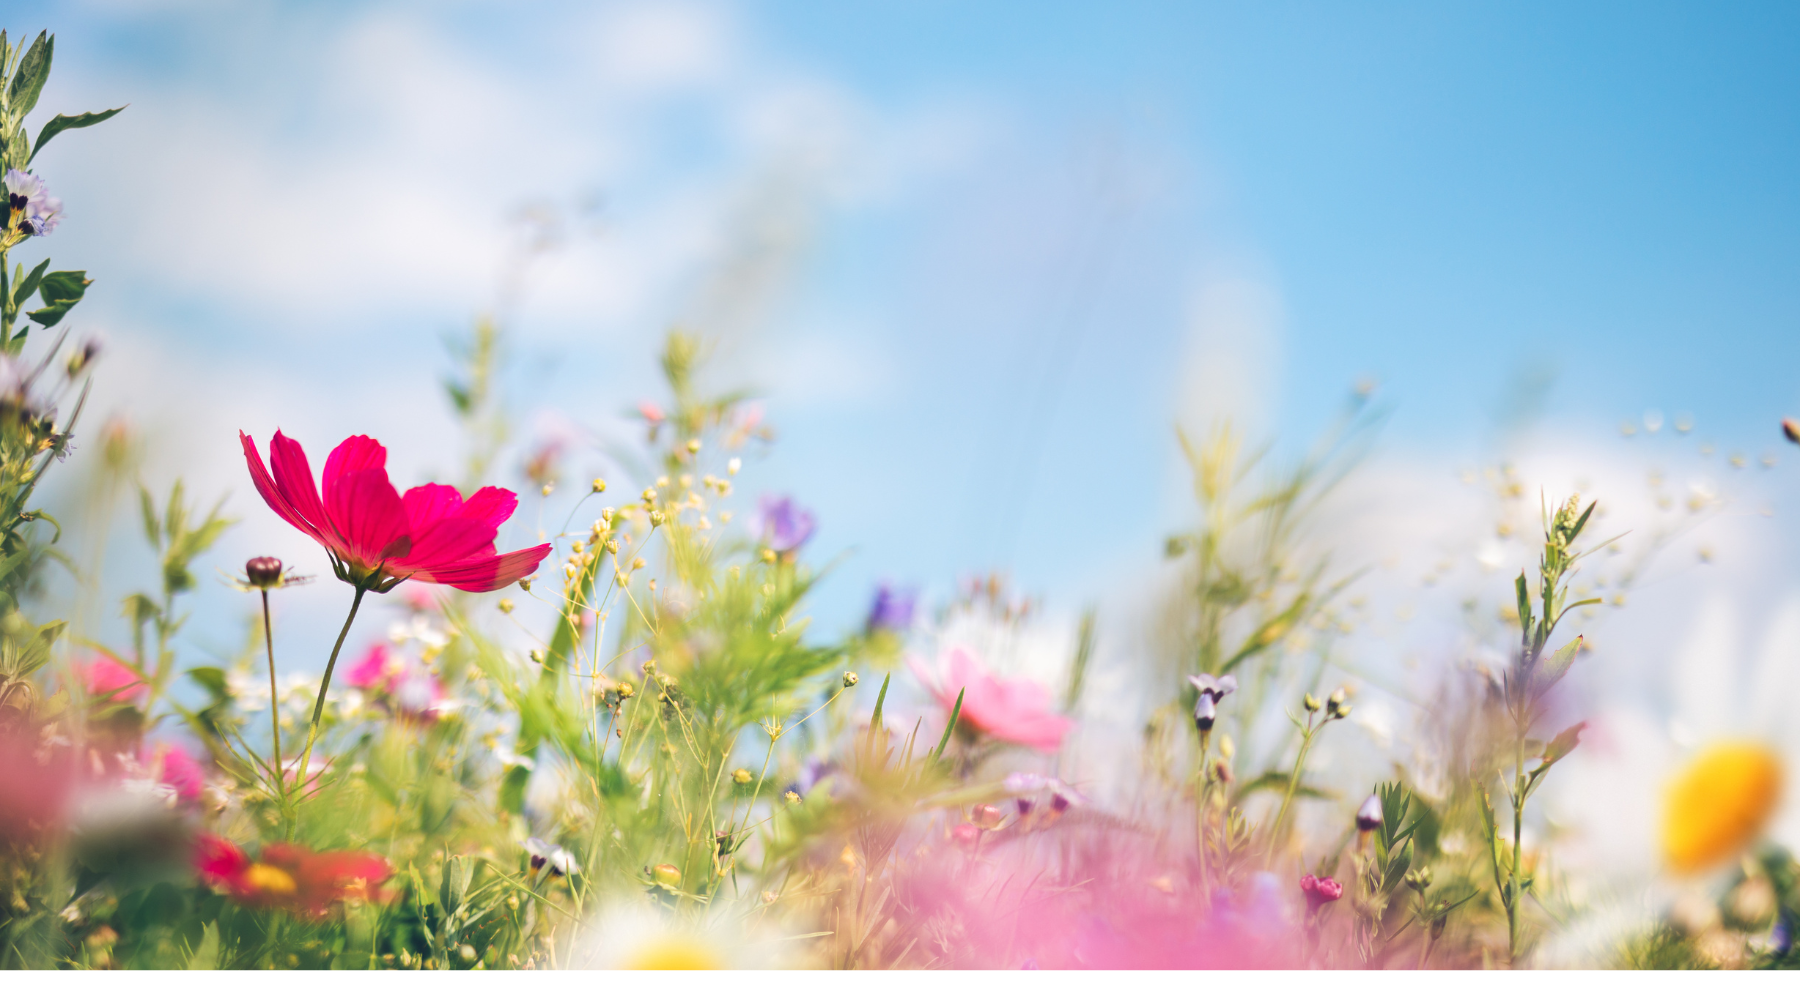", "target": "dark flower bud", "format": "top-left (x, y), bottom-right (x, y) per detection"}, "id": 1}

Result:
top-left (1356, 793), bottom-right (1383, 832)
top-left (971, 804), bottom-right (1003, 830)
top-left (1785, 418), bottom-right (1800, 446)
top-left (245, 556), bottom-right (284, 589)
top-left (1015, 797), bottom-right (1035, 818)
top-left (1193, 692), bottom-right (1218, 731)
